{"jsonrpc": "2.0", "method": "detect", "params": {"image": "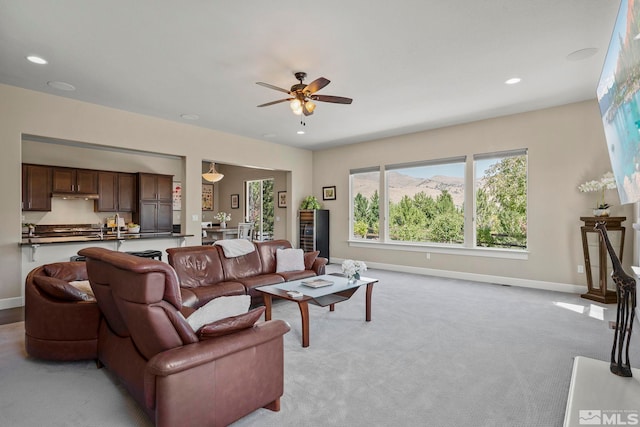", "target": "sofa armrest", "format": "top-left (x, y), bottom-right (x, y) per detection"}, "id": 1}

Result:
top-left (145, 319), bottom-right (289, 377)
top-left (312, 257), bottom-right (328, 275)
